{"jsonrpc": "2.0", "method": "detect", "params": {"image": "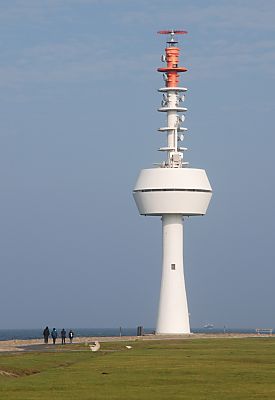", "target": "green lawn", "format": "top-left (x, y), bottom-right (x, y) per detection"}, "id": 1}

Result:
top-left (1, 338), bottom-right (275, 399)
